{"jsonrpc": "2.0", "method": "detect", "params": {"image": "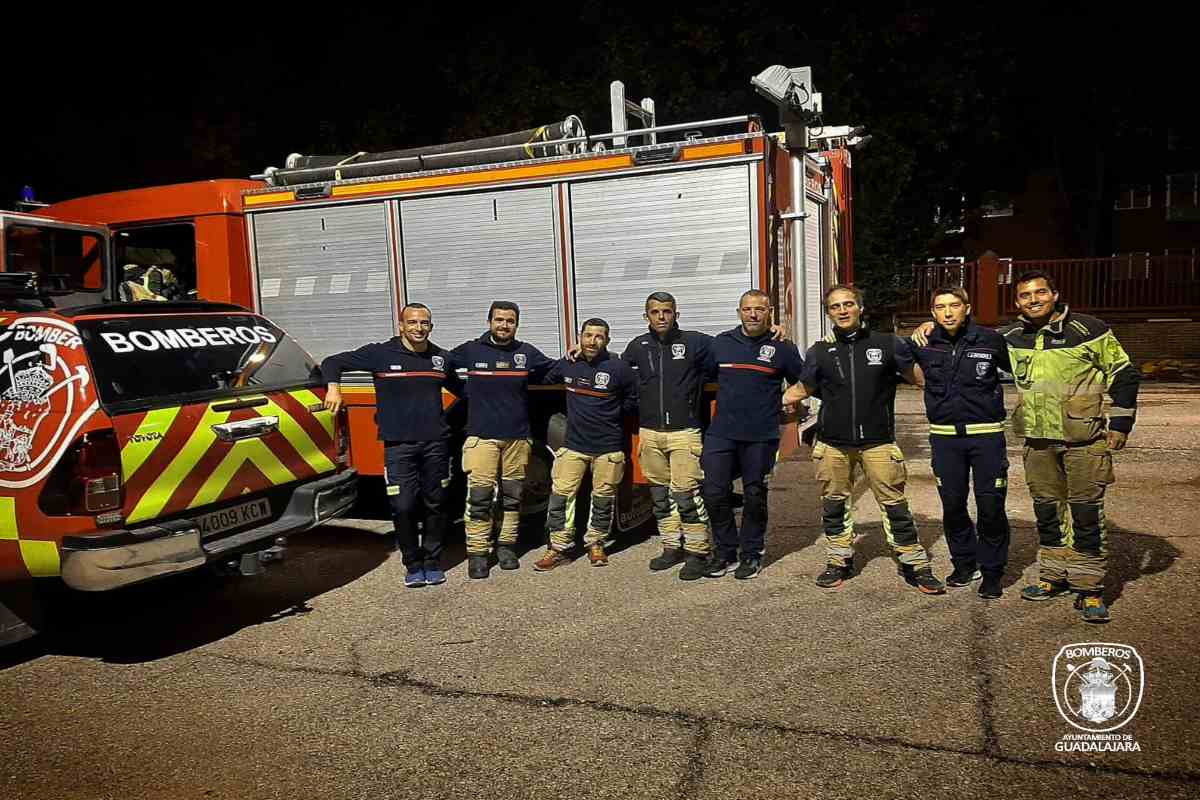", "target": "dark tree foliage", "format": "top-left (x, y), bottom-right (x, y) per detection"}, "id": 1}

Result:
top-left (2, 4), bottom-right (1190, 318)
